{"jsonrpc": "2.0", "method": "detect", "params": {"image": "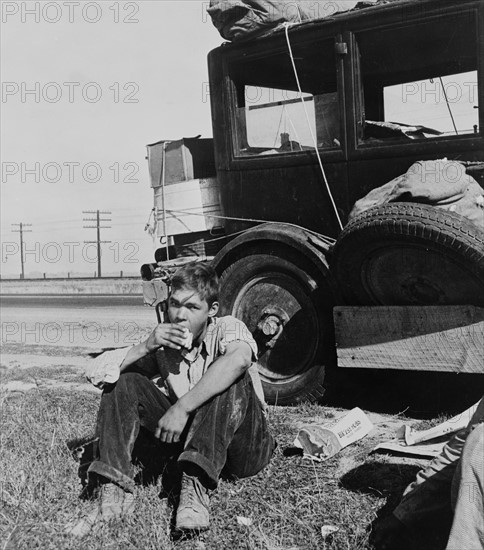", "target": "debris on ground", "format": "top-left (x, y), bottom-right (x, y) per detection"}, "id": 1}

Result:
top-left (294, 407), bottom-right (373, 461)
top-left (373, 400), bottom-right (480, 457)
top-left (320, 525), bottom-right (339, 539)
